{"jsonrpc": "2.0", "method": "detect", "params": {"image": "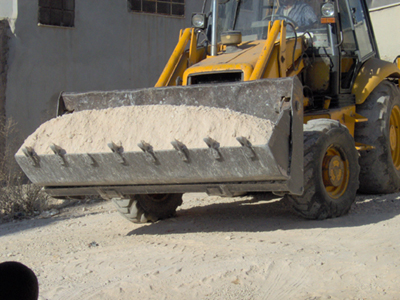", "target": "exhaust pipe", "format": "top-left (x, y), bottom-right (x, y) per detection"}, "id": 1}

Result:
top-left (211, 0), bottom-right (218, 56)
